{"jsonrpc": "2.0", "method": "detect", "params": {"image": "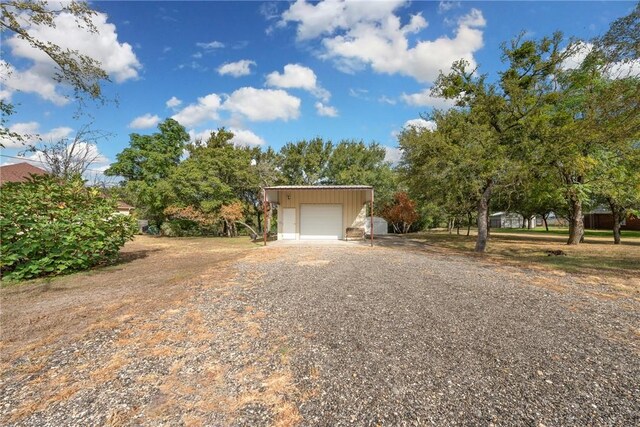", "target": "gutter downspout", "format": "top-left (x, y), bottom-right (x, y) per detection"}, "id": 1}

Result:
top-left (263, 188), bottom-right (267, 246)
top-left (370, 188), bottom-right (374, 247)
